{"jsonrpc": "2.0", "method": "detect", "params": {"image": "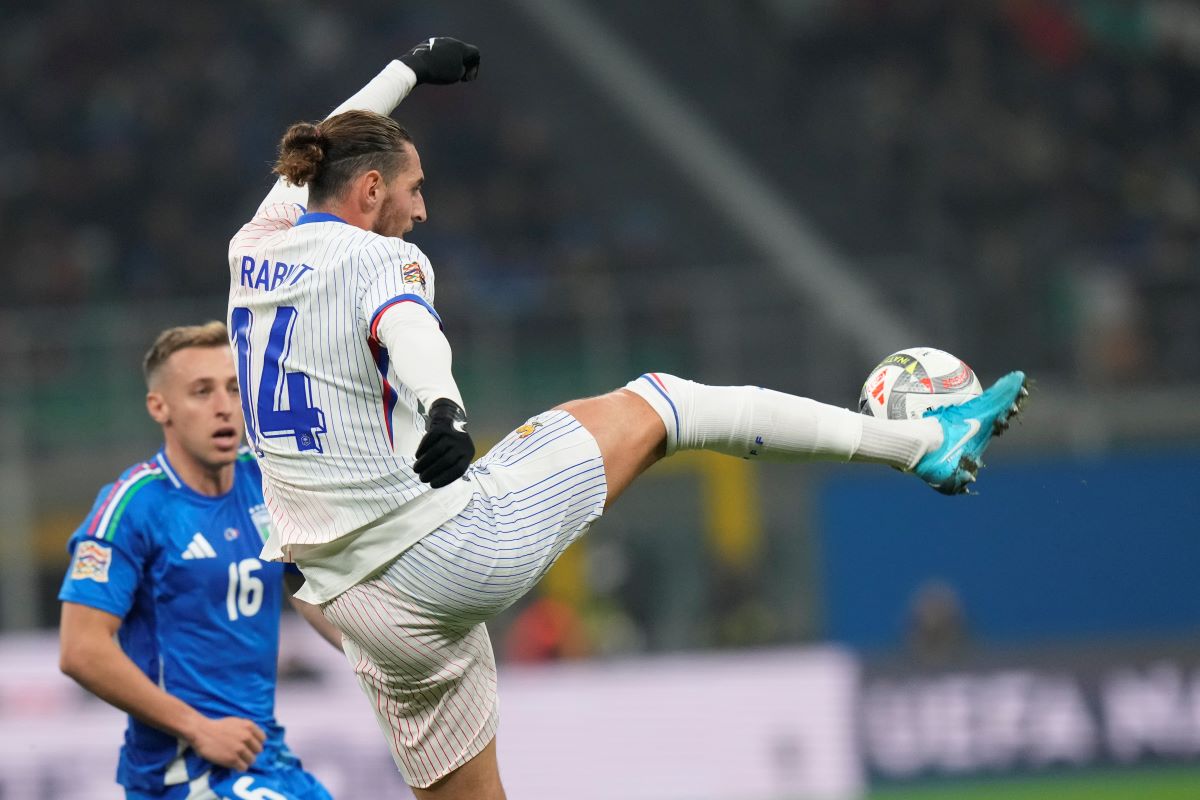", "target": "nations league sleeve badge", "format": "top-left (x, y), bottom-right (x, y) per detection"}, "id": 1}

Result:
top-left (71, 541), bottom-right (113, 583)
top-left (401, 261), bottom-right (426, 287)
